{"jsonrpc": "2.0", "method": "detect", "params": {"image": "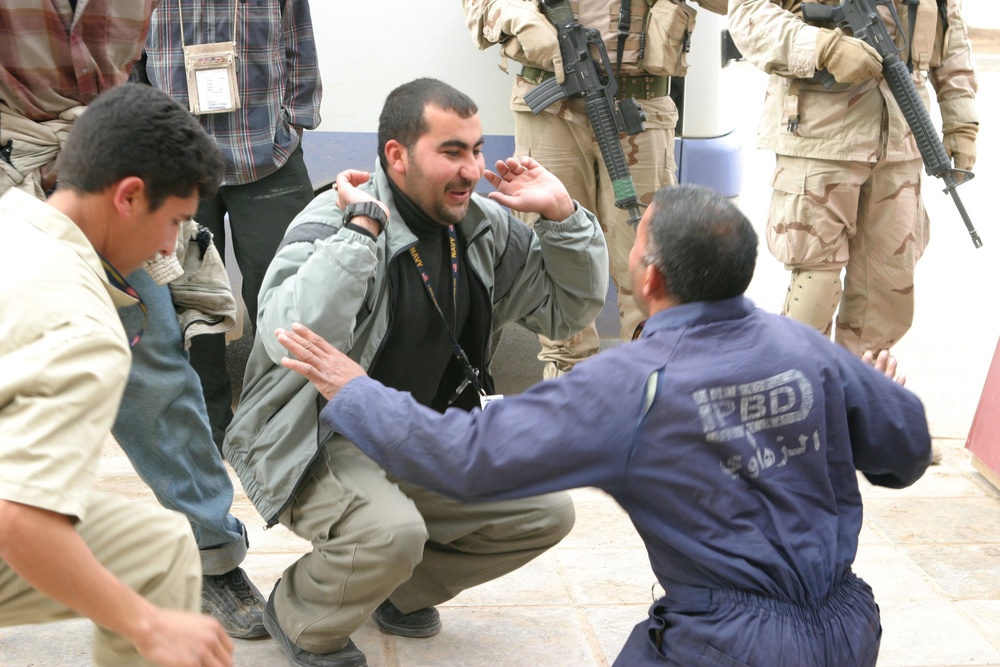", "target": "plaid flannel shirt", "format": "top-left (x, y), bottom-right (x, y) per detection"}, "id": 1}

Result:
top-left (0, 0), bottom-right (157, 121)
top-left (141, 0), bottom-right (322, 186)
